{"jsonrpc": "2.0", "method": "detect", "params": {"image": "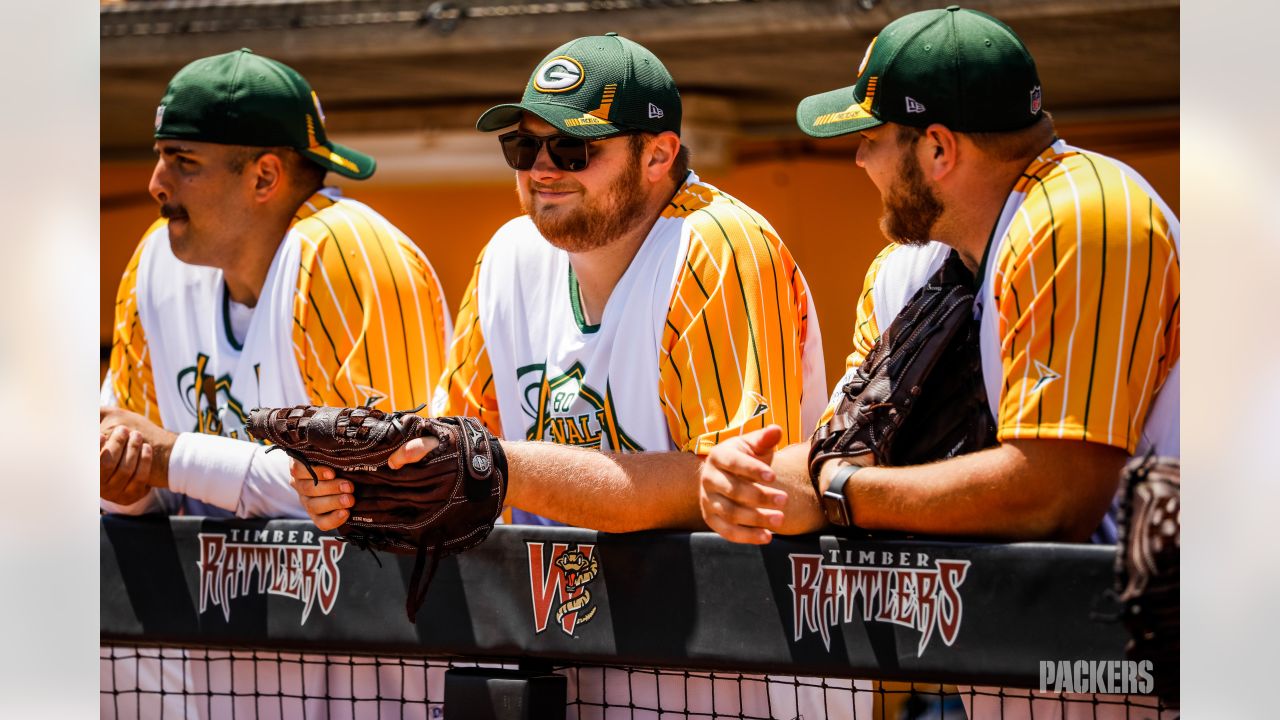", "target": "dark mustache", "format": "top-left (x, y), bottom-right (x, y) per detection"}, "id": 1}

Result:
top-left (159, 204), bottom-right (188, 220)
